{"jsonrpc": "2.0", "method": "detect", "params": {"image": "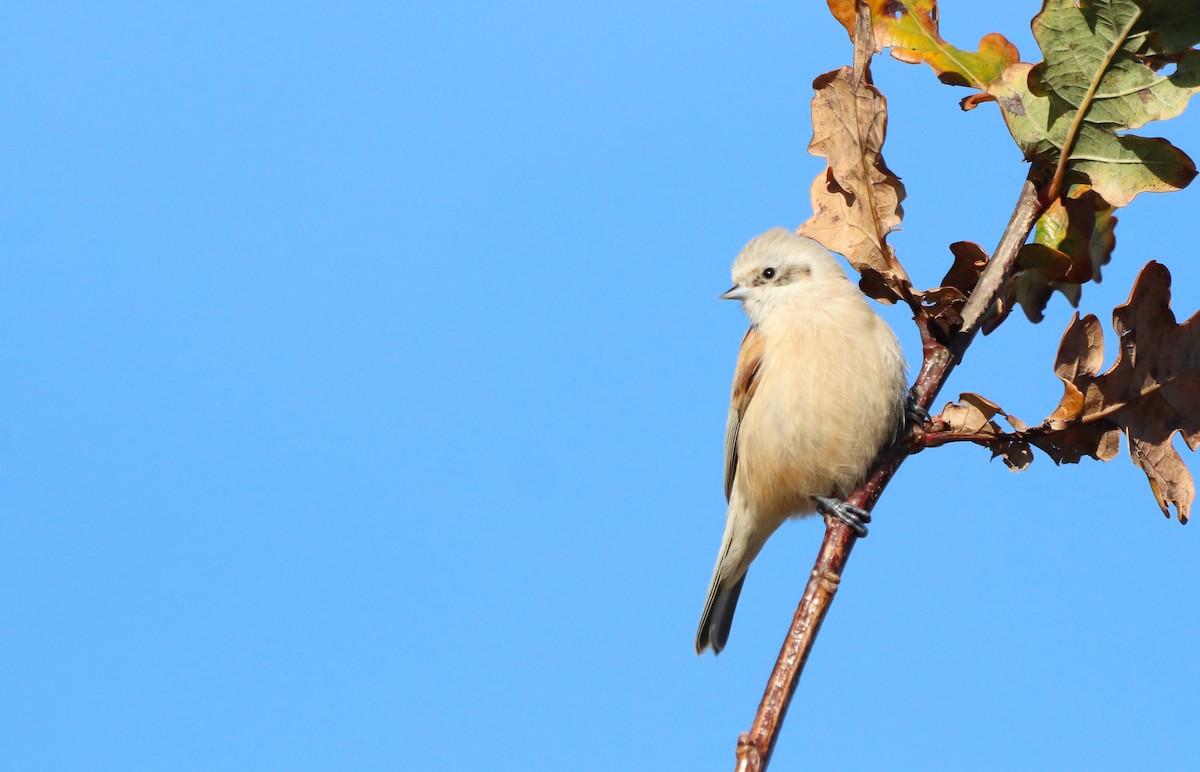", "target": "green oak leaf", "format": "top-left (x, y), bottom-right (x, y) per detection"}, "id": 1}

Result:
top-left (1125, 0), bottom-right (1200, 56)
top-left (987, 0), bottom-right (1198, 207)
